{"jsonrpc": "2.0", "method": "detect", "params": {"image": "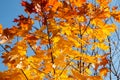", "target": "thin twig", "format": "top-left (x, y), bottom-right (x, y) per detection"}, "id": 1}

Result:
top-left (0, 44), bottom-right (9, 53)
top-left (59, 56), bottom-right (79, 77)
top-left (20, 69), bottom-right (28, 80)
